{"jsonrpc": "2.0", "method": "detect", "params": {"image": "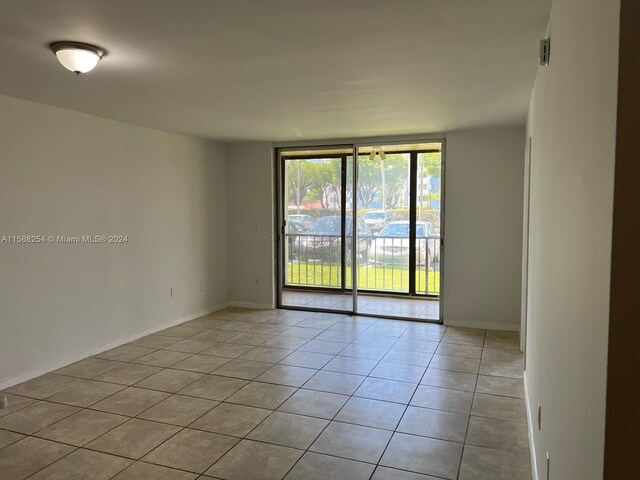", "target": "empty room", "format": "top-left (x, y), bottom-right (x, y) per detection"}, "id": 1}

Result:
top-left (0, 1), bottom-right (637, 479)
